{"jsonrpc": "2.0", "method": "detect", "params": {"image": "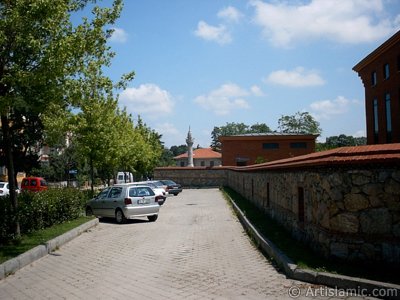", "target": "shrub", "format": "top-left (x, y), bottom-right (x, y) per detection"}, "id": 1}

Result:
top-left (0, 188), bottom-right (88, 244)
